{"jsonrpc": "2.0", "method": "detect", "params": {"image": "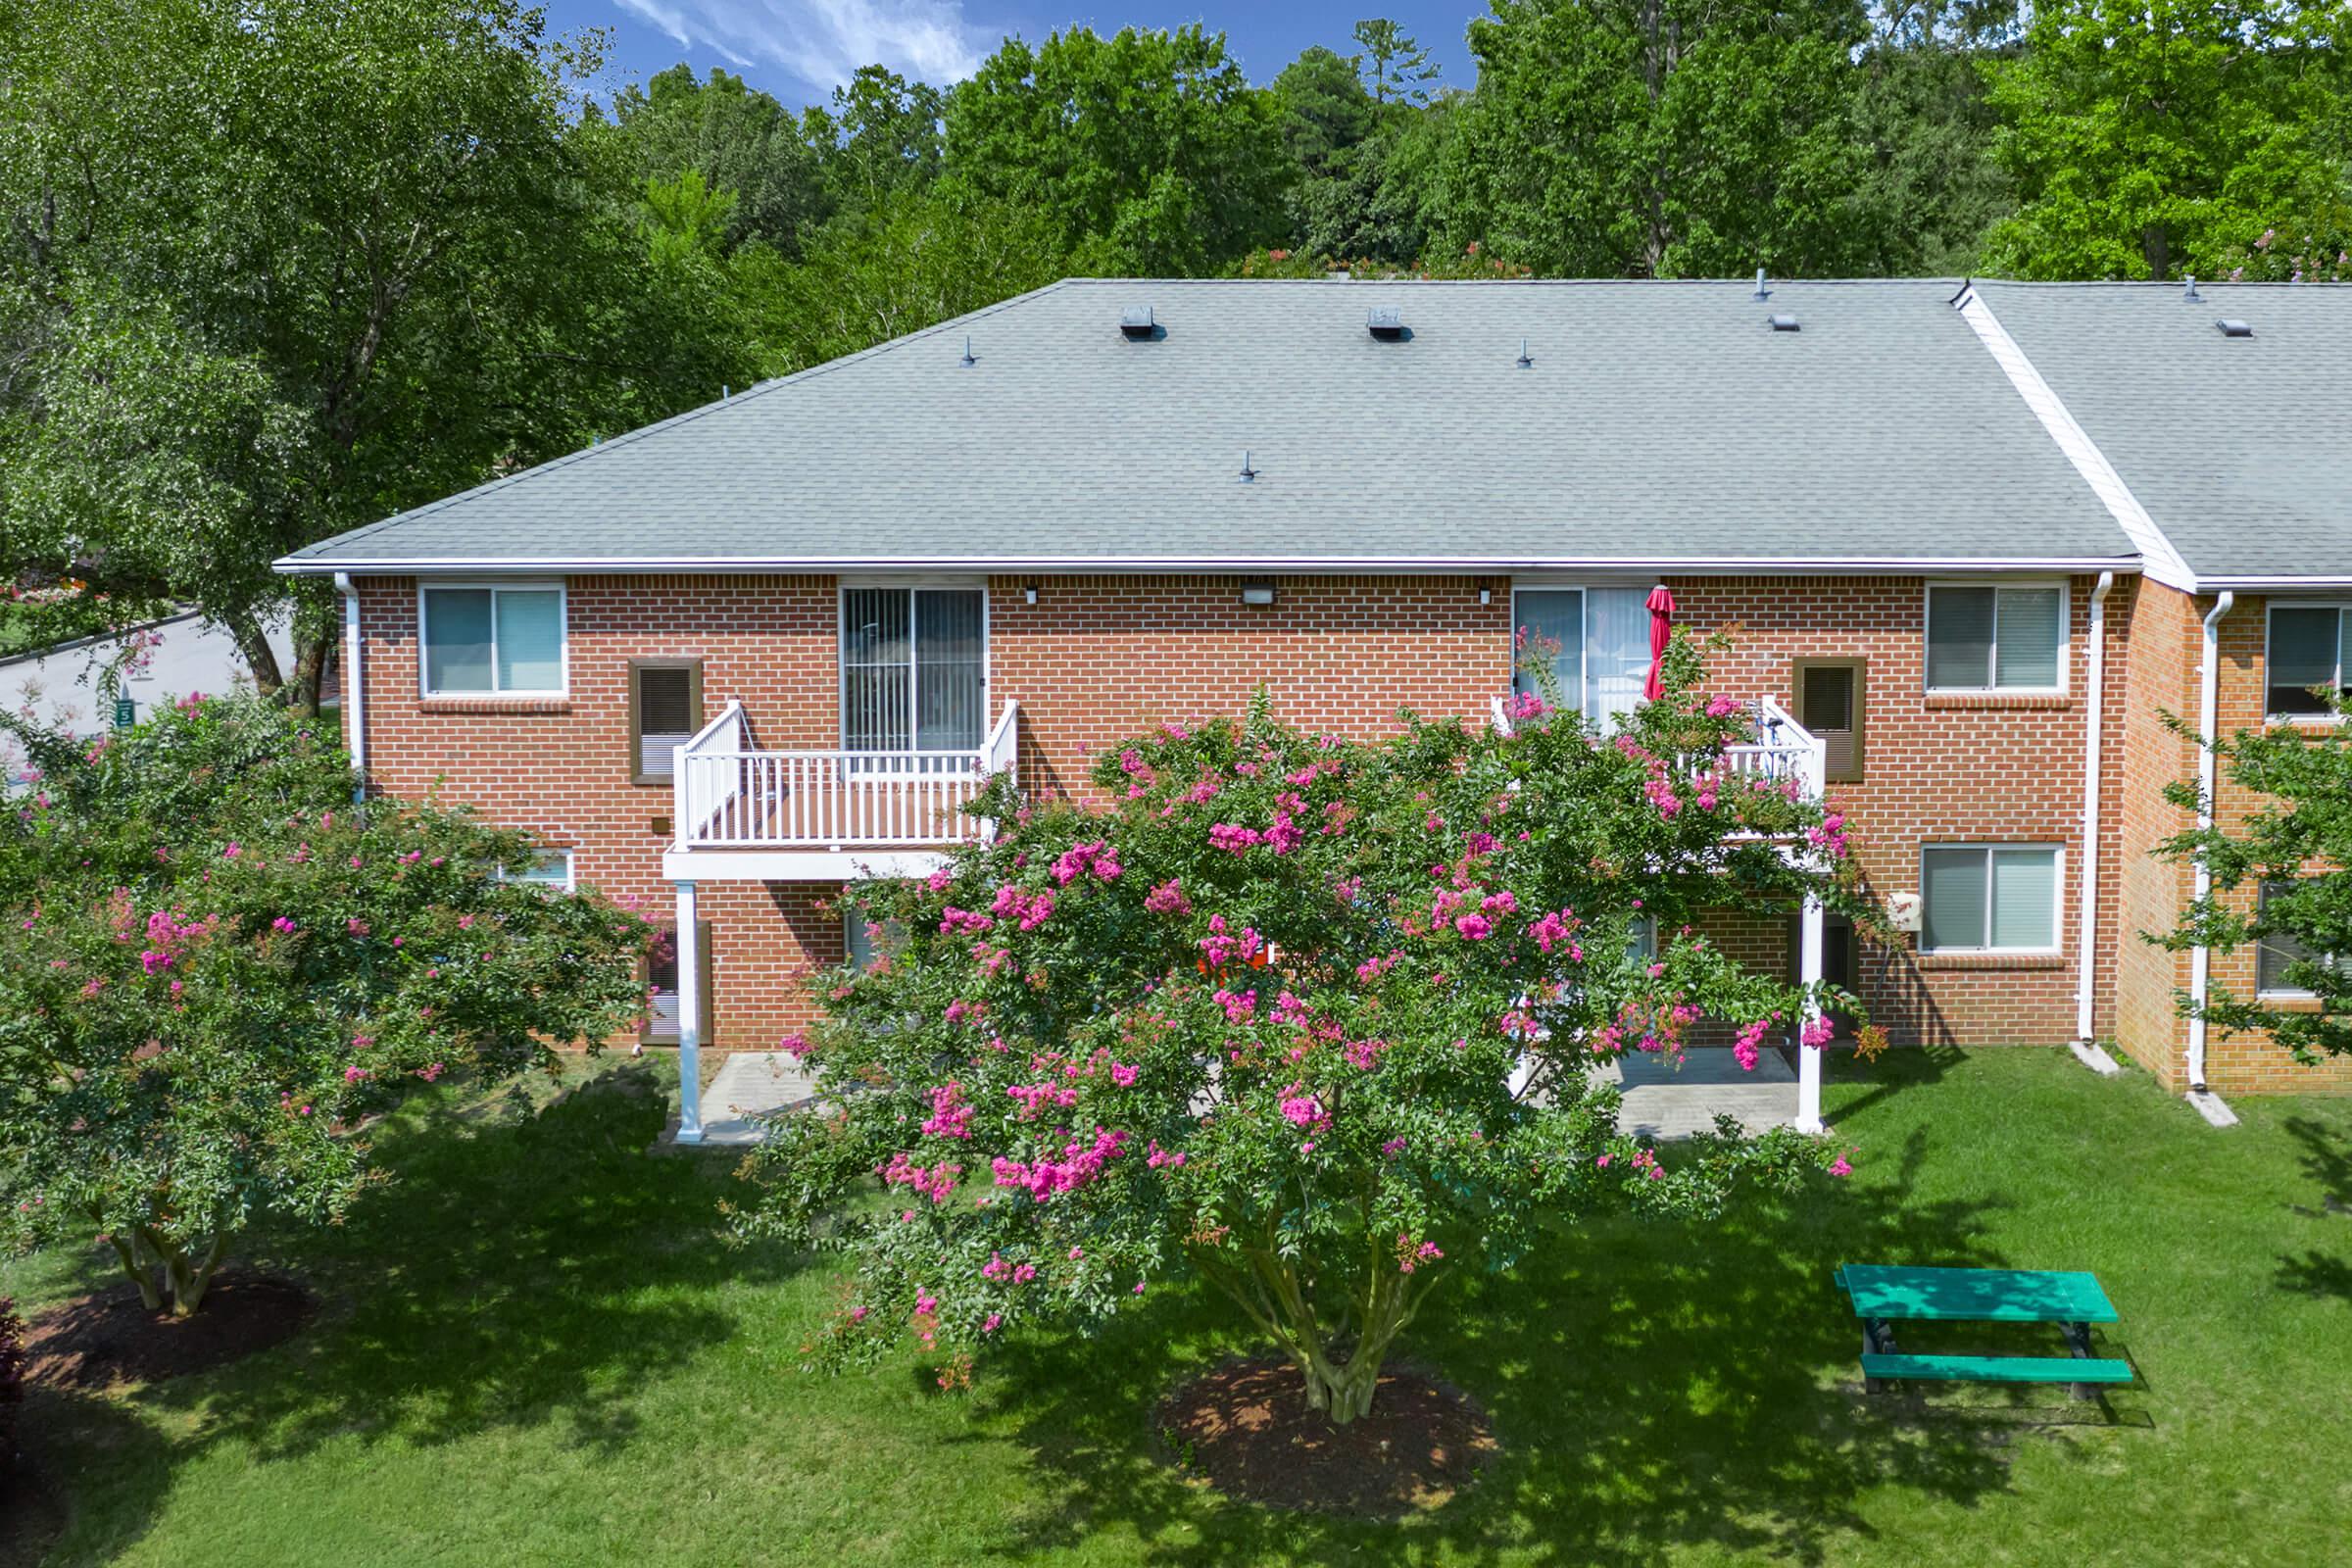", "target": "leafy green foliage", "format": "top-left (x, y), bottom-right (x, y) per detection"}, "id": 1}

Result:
top-left (737, 646), bottom-right (1863, 1420)
top-left (1981, 0), bottom-right (2352, 279)
top-left (1444, 0), bottom-right (1886, 276)
top-left (944, 26), bottom-right (1294, 273)
top-left (2155, 695), bottom-right (2352, 1064)
top-left (0, 697), bottom-right (654, 1314)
